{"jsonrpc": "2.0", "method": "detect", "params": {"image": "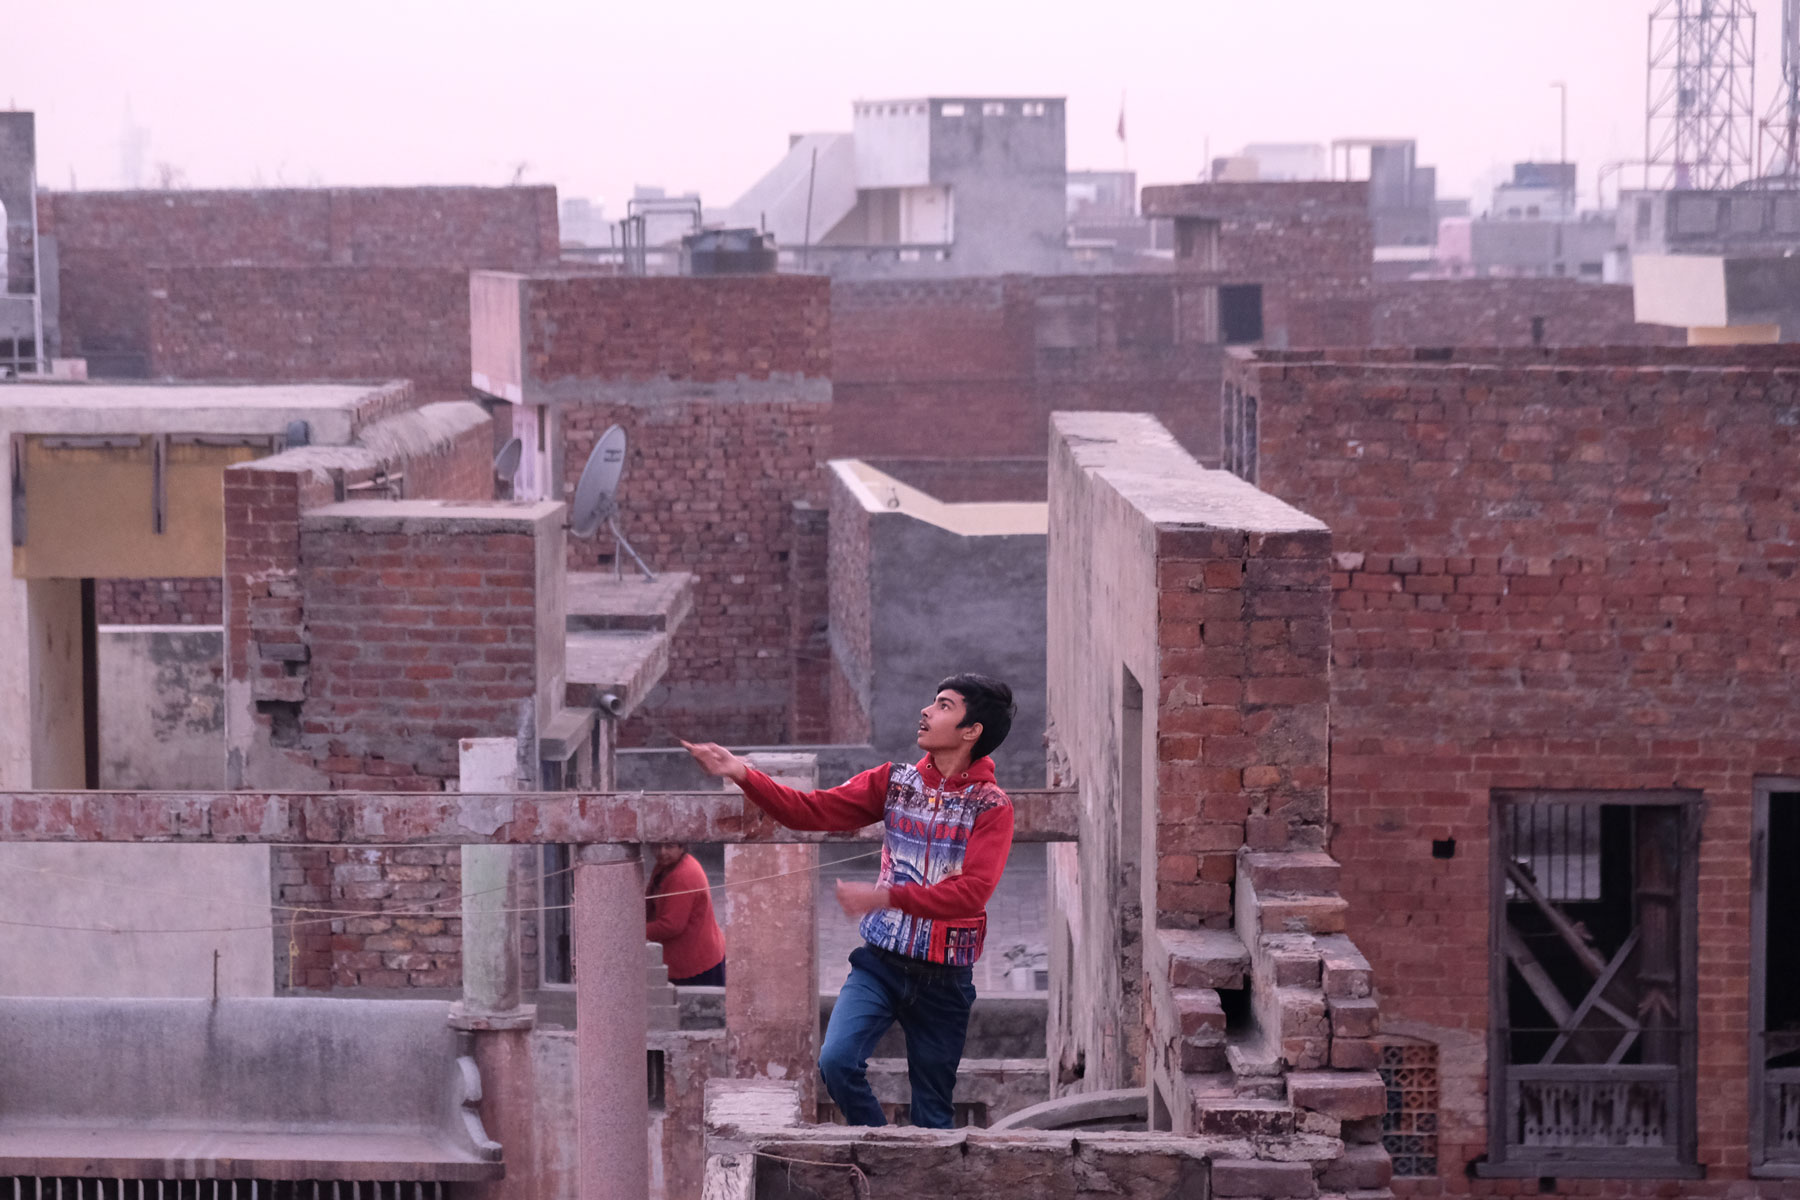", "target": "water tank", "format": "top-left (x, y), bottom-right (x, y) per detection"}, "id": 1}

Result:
top-left (683, 228), bottom-right (778, 276)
